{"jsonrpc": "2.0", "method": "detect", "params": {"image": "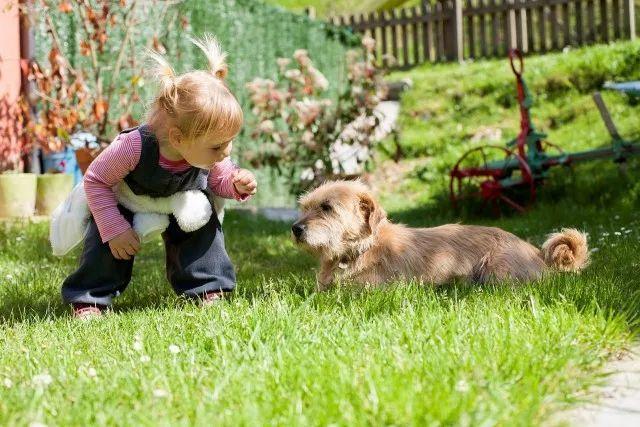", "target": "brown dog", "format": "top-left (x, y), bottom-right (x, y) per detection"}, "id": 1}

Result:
top-left (292, 181), bottom-right (589, 290)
